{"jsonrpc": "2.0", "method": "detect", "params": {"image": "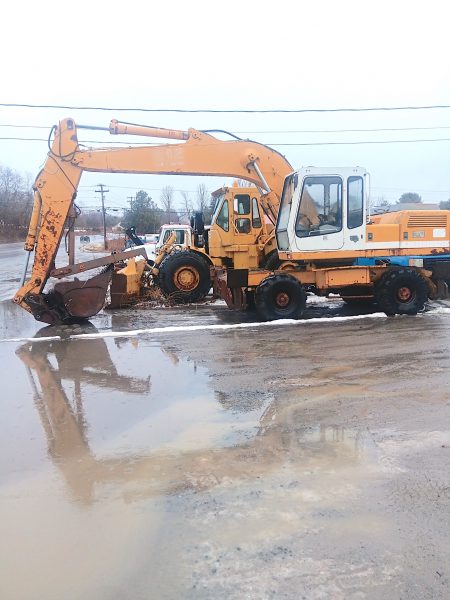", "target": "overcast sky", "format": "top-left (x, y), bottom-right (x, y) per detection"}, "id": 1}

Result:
top-left (1, 0), bottom-right (450, 211)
